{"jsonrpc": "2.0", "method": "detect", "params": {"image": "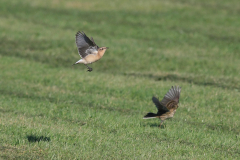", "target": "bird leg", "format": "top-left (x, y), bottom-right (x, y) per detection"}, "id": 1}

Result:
top-left (85, 64), bottom-right (93, 72)
top-left (159, 120), bottom-right (164, 128)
